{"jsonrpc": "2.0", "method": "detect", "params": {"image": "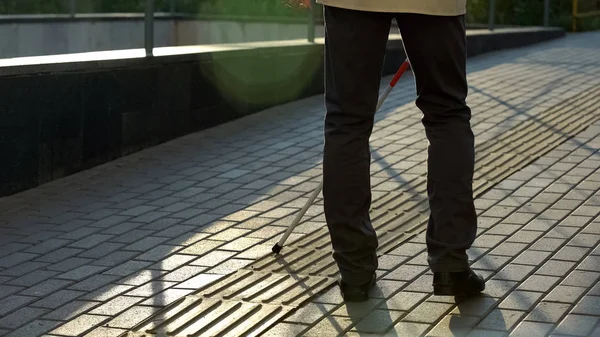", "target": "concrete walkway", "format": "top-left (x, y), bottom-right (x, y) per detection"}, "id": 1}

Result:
top-left (1, 31), bottom-right (599, 337)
